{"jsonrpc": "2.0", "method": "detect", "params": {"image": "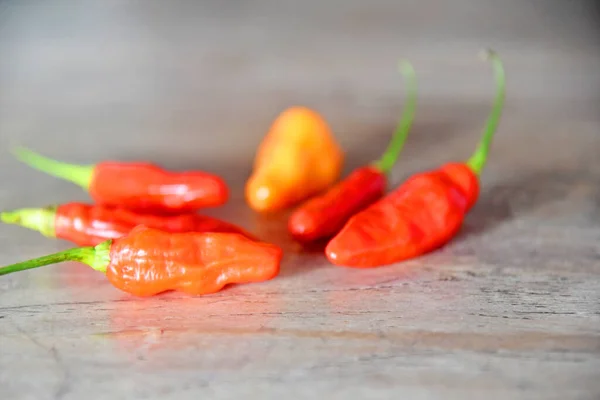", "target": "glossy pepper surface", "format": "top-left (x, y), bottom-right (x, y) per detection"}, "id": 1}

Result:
top-left (245, 106), bottom-right (344, 212)
top-left (326, 49), bottom-right (505, 267)
top-left (1, 202), bottom-right (256, 247)
top-left (11, 149), bottom-right (229, 213)
top-left (288, 61), bottom-right (417, 242)
top-left (0, 225), bottom-right (283, 297)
